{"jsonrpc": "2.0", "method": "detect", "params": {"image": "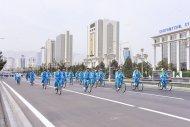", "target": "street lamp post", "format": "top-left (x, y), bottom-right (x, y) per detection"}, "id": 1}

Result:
top-left (104, 51), bottom-right (115, 82)
top-left (136, 48), bottom-right (148, 76)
